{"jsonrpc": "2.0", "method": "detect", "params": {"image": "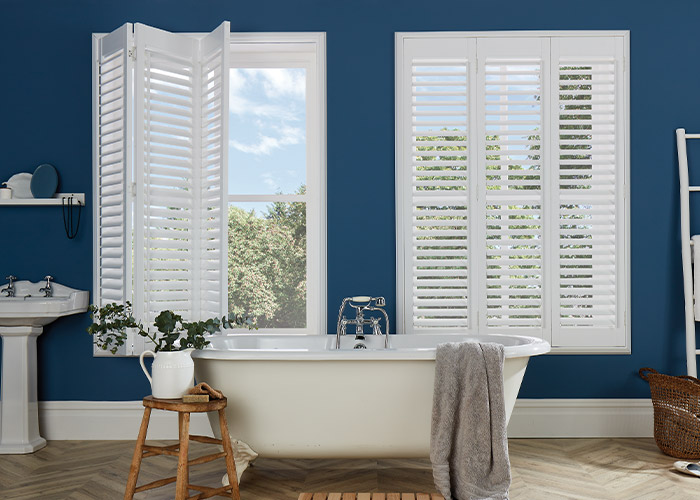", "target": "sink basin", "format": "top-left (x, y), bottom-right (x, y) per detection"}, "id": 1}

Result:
top-left (0, 281), bottom-right (89, 326)
top-left (0, 280), bottom-right (89, 454)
